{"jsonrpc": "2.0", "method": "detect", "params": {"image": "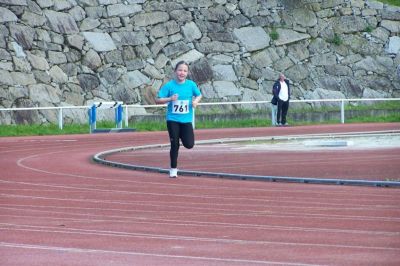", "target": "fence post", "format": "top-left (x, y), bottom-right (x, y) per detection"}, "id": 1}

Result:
top-left (124, 105), bottom-right (129, 127)
top-left (58, 107), bottom-right (63, 130)
top-left (271, 104), bottom-right (277, 126)
top-left (341, 100), bottom-right (345, 124)
top-left (192, 108), bottom-right (196, 129)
